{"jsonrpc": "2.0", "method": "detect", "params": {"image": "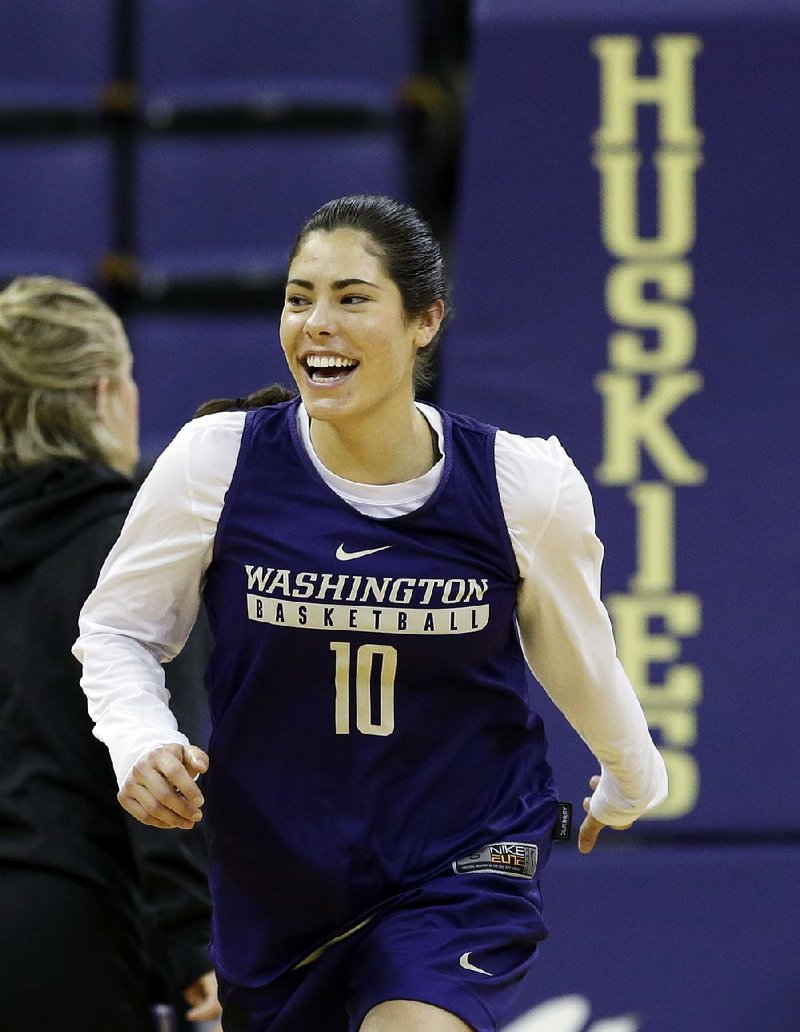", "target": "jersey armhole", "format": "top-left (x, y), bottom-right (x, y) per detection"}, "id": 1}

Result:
top-left (211, 408), bottom-right (257, 563)
top-left (486, 428), bottom-right (522, 582)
